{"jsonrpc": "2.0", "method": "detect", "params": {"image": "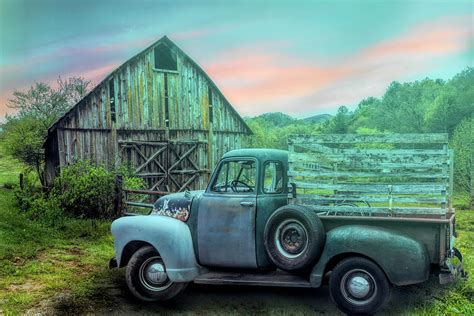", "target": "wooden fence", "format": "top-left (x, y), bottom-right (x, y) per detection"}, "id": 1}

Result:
top-left (114, 175), bottom-right (169, 215)
top-left (288, 133), bottom-right (452, 217)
